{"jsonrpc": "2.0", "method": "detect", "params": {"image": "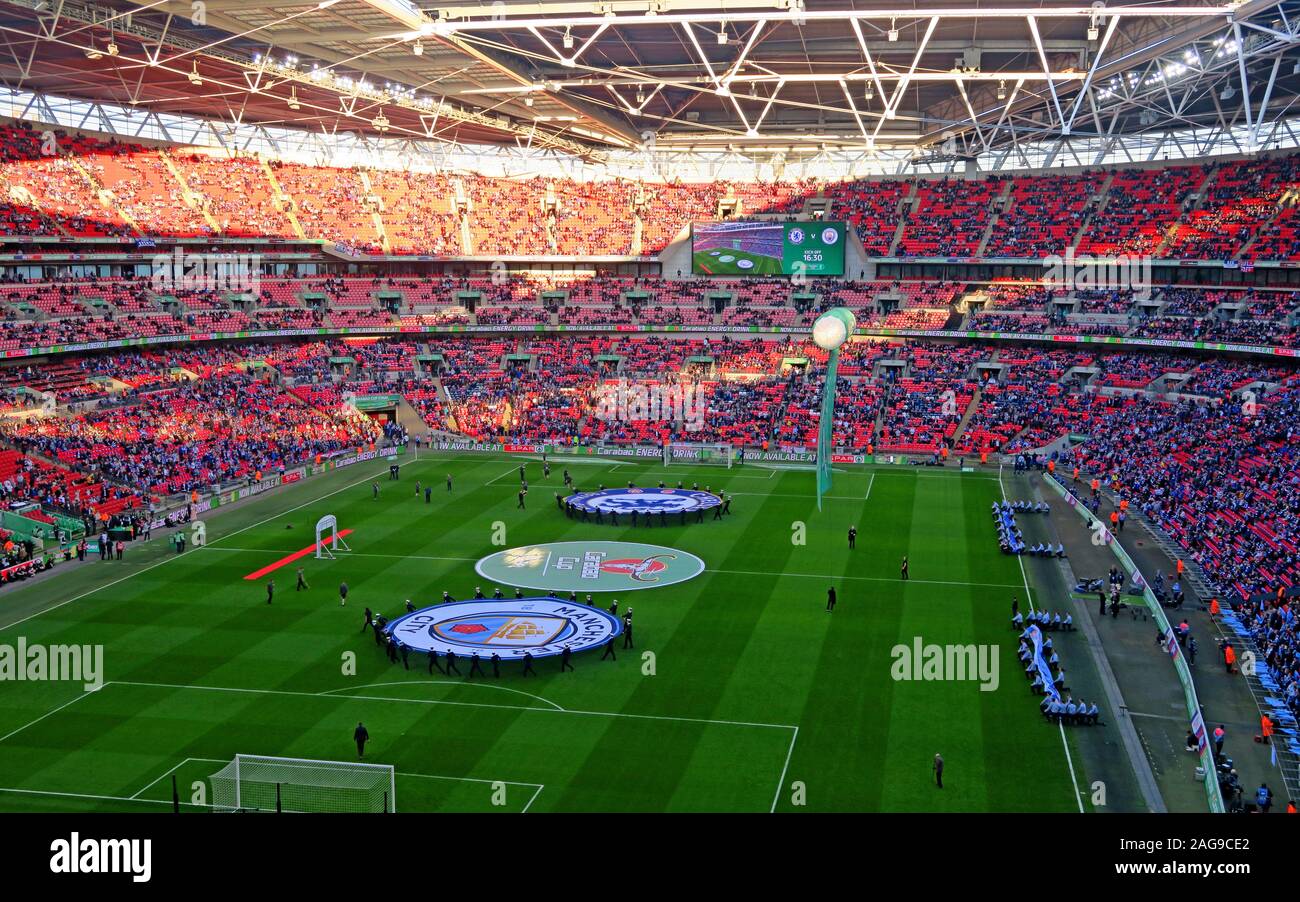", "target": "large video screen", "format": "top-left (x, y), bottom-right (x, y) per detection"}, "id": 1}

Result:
top-left (691, 220), bottom-right (846, 277)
